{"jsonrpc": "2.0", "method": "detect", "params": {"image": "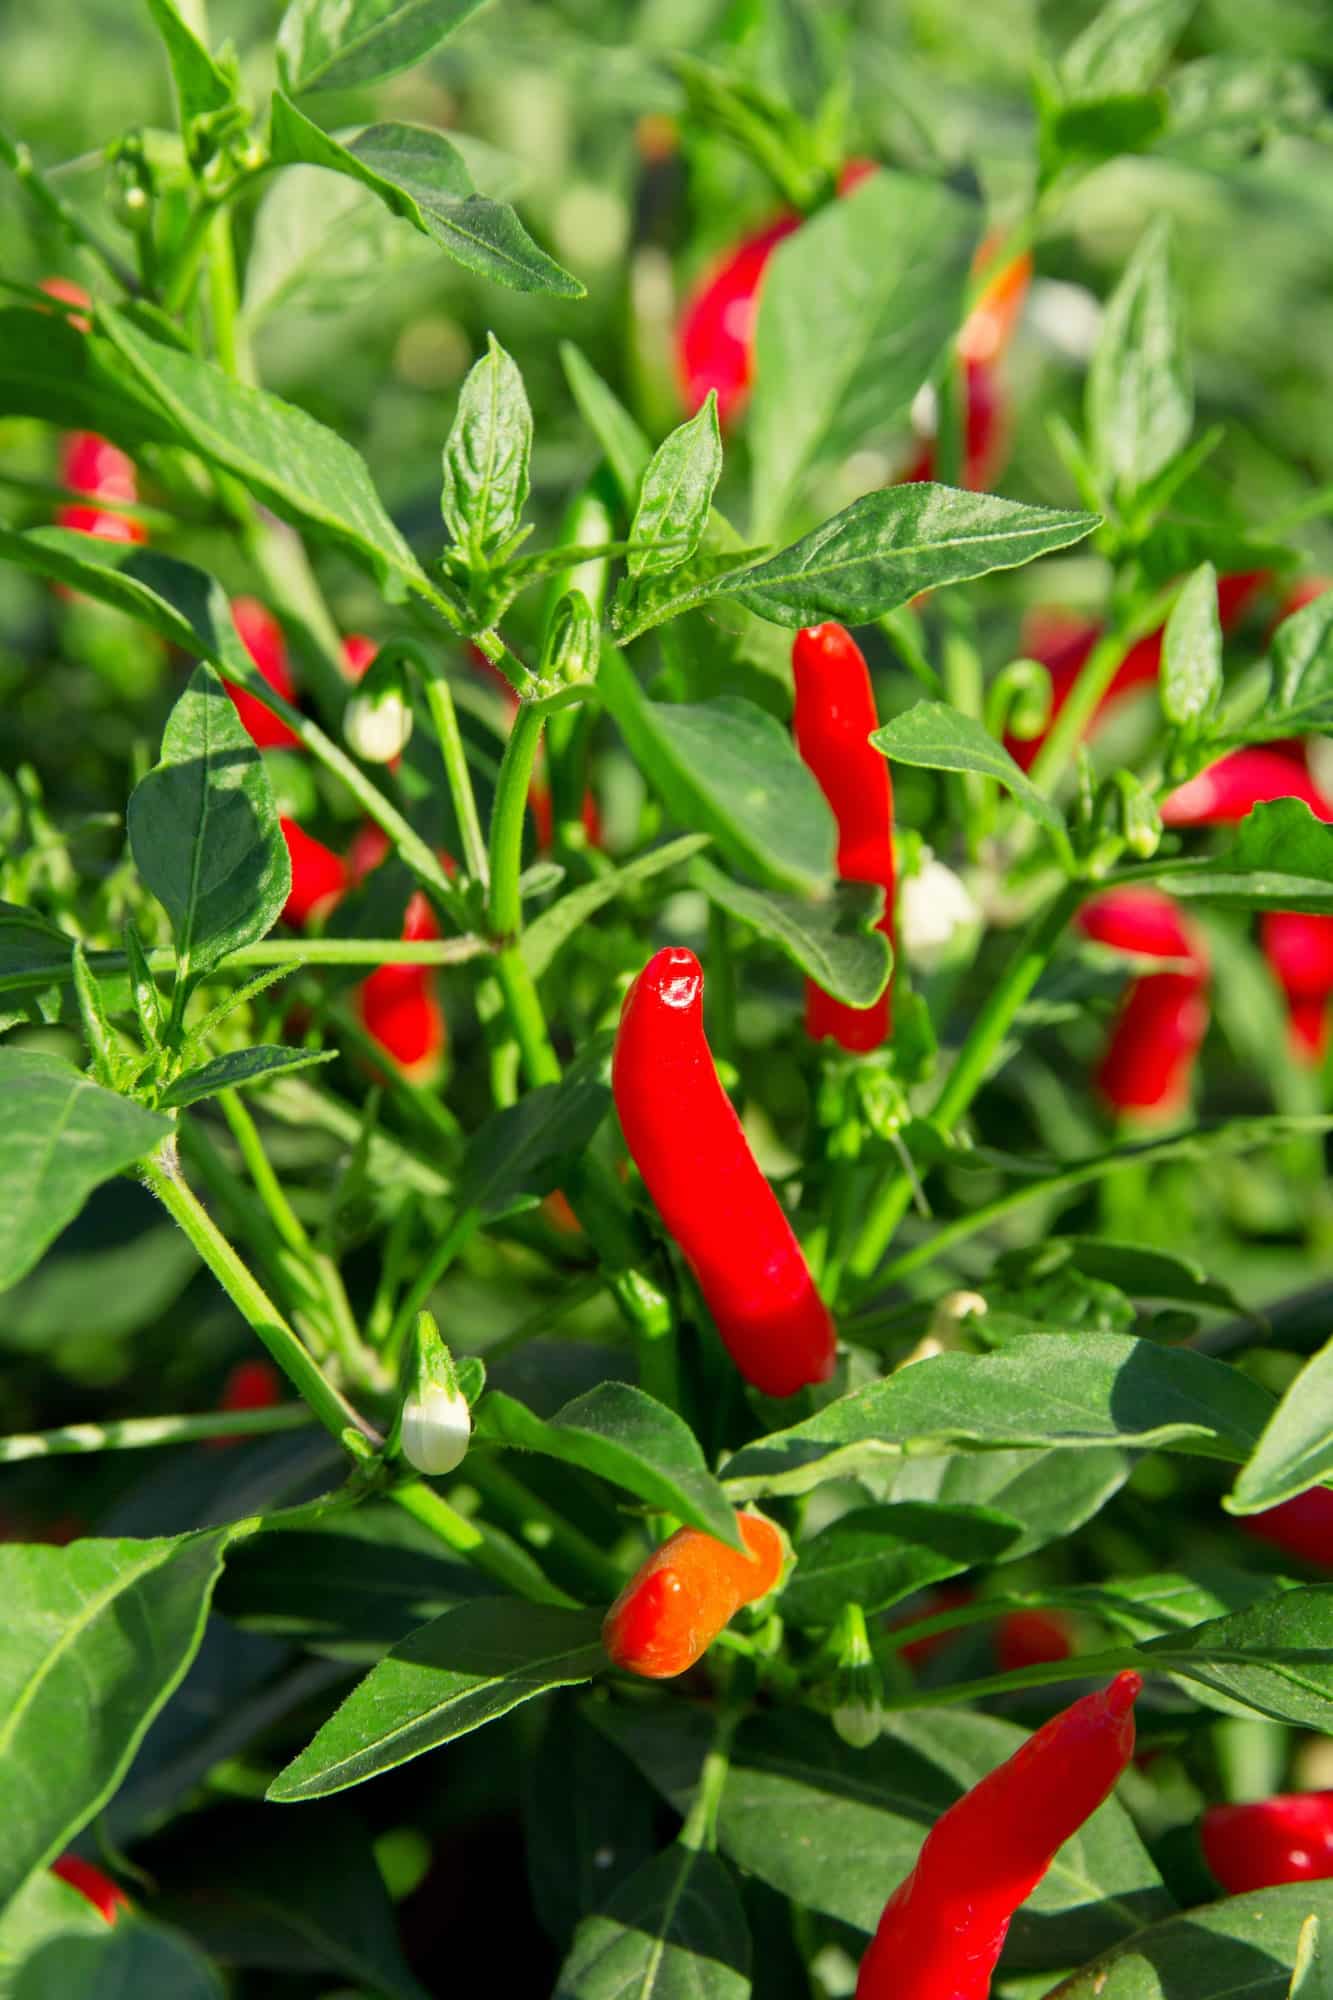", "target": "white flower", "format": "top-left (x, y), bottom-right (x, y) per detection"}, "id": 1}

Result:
top-left (400, 1380), bottom-right (471, 1476)
top-left (345, 684), bottom-right (413, 763)
top-left (898, 853), bottom-right (979, 969)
